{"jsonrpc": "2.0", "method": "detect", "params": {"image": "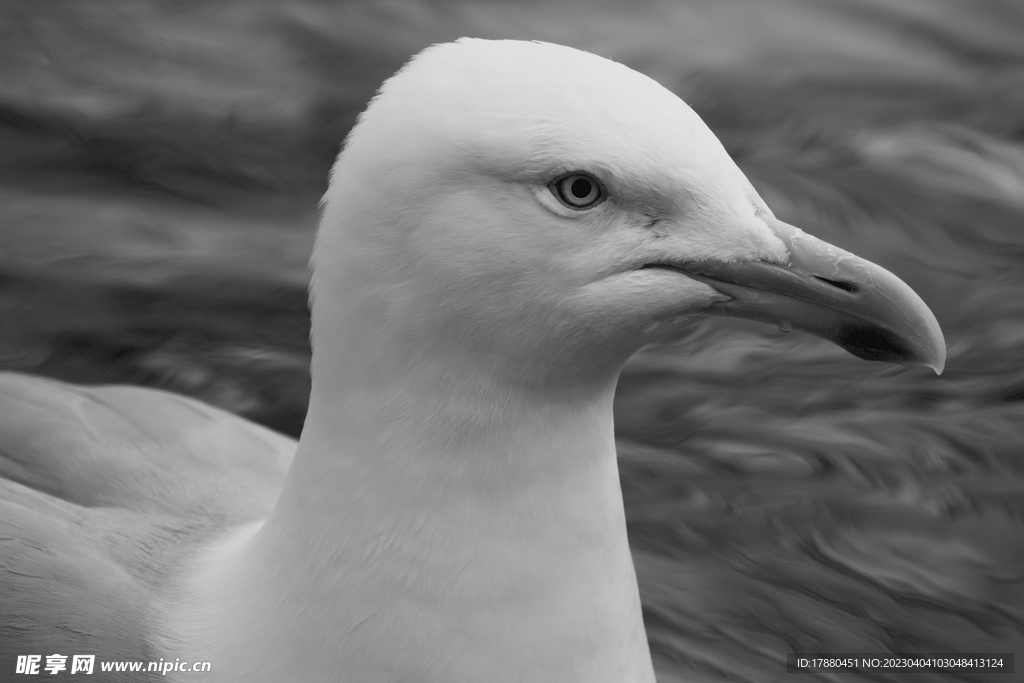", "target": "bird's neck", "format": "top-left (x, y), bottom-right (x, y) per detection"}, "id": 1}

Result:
top-left (174, 354), bottom-right (655, 683)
